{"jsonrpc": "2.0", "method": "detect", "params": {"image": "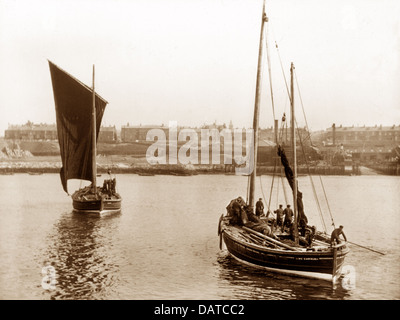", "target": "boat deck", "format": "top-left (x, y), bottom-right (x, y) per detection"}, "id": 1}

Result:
top-left (222, 219), bottom-right (333, 253)
top-left (219, 218), bottom-right (350, 280)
